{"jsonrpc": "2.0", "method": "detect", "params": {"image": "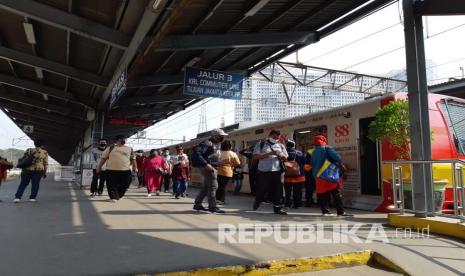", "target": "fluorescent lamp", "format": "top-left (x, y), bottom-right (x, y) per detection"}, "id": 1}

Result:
top-left (245, 0), bottom-right (270, 17)
top-left (35, 67), bottom-right (44, 79)
top-left (152, 0), bottom-right (163, 10)
top-left (184, 56), bottom-right (201, 69)
top-left (23, 22), bottom-right (36, 45)
top-left (298, 130), bottom-right (311, 134)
